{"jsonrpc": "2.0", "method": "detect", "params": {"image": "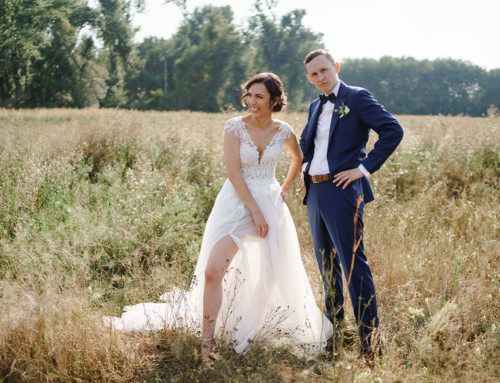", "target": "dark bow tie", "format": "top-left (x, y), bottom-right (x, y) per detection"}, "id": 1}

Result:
top-left (319, 93), bottom-right (336, 104)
